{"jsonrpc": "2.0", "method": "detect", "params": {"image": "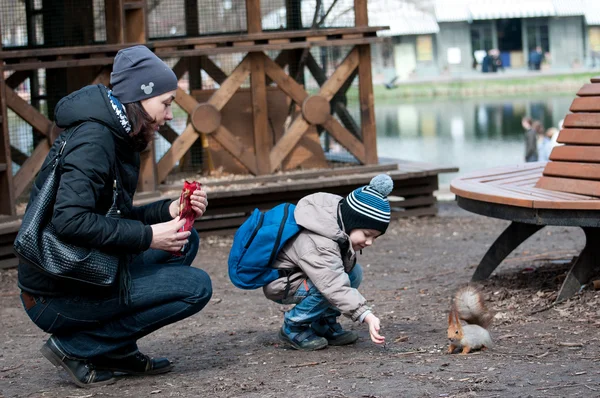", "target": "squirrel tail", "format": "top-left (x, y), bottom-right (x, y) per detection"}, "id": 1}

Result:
top-left (453, 286), bottom-right (493, 329)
